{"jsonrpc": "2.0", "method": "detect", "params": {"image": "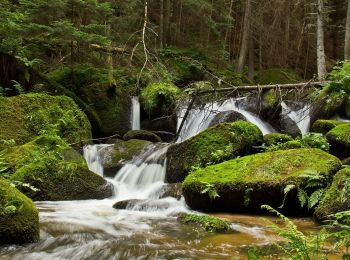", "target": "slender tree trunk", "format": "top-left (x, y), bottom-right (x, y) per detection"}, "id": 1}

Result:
top-left (236, 0), bottom-right (251, 73)
top-left (317, 0), bottom-right (327, 80)
top-left (345, 0), bottom-right (350, 60)
top-left (164, 0), bottom-right (171, 45)
top-left (248, 31), bottom-right (254, 79)
top-left (284, 0), bottom-right (290, 67)
top-left (160, 0), bottom-right (164, 48)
